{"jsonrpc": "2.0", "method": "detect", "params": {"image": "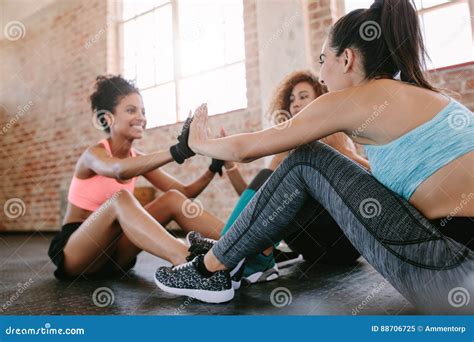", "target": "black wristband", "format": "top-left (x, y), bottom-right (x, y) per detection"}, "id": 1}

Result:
top-left (170, 145), bottom-right (185, 164)
top-left (209, 159), bottom-right (225, 176)
top-left (170, 118), bottom-right (196, 164)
